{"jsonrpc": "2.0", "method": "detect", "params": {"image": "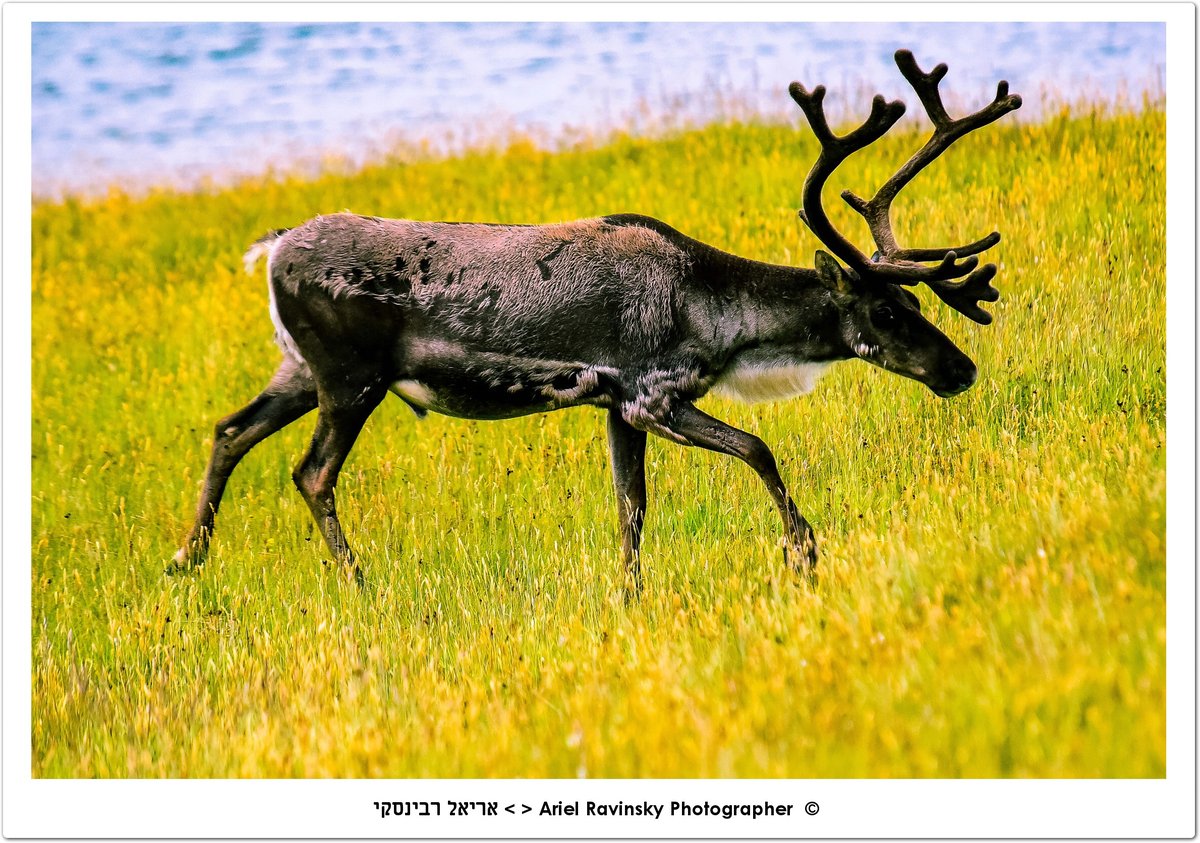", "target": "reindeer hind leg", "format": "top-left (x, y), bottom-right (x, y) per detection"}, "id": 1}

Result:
top-left (171, 357), bottom-right (318, 574)
top-left (291, 374), bottom-right (388, 585)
